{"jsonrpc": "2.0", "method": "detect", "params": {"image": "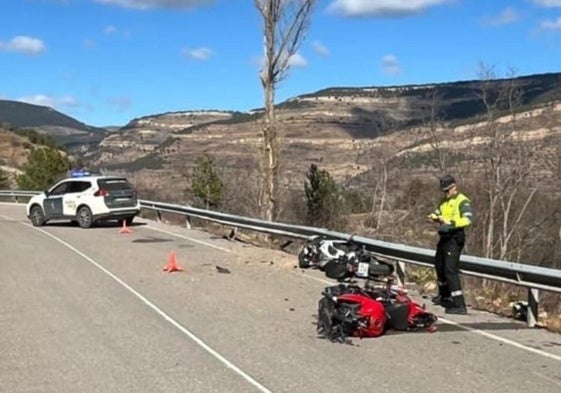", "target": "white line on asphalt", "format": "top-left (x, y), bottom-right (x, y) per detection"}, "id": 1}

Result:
top-left (24, 223), bottom-right (273, 393)
top-left (296, 270), bottom-right (561, 363)
top-left (437, 316), bottom-right (561, 362)
top-left (144, 224), bottom-right (232, 253)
